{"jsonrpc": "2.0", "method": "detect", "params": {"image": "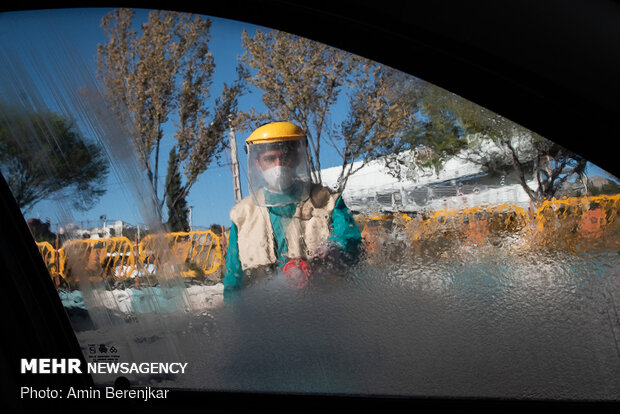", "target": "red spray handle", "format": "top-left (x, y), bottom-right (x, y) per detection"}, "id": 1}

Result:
top-left (282, 258), bottom-right (312, 289)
